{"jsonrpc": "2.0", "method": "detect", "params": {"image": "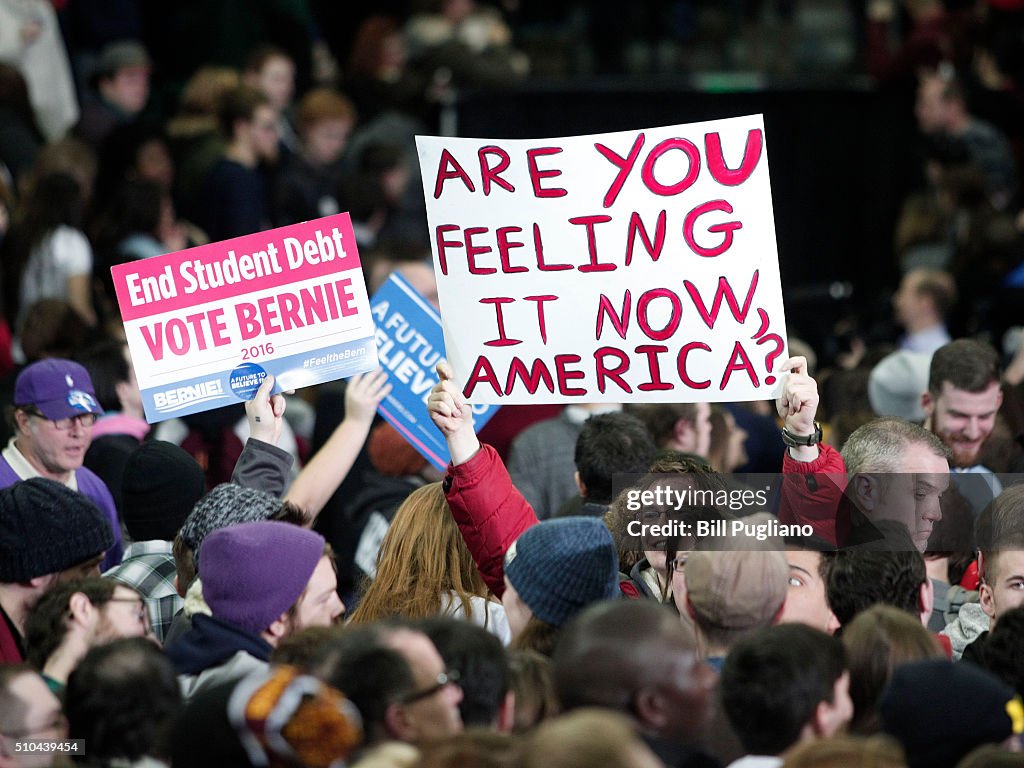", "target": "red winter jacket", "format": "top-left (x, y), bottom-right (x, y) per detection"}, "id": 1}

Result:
top-left (779, 443), bottom-right (849, 547)
top-left (0, 605), bottom-right (25, 664)
top-left (444, 443), bottom-right (539, 599)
